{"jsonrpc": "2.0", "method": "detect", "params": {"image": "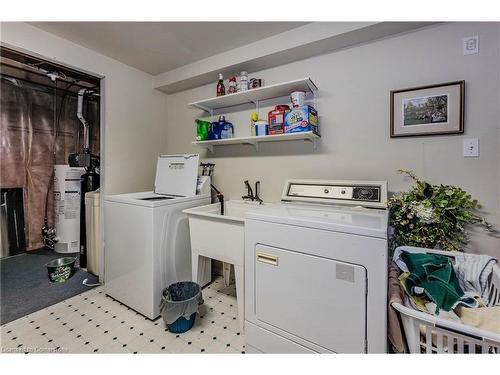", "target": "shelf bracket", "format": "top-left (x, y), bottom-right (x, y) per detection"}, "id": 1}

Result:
top-left (204, 144), bottom-right (214, 153)
top-left (312, 138), bottom-right (319, 151)
top-left (195, 103), bottom-right (212, 115)
top-left (305, 137), bottom-right (319, 151)
top-left (243, 140), bottom-right (259, 151)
